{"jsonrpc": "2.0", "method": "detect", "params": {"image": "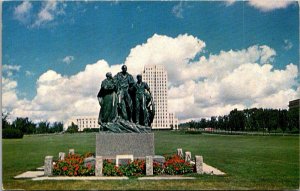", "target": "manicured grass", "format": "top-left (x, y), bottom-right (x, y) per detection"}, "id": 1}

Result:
top-left (2, 132), bottom-right (299, 190)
